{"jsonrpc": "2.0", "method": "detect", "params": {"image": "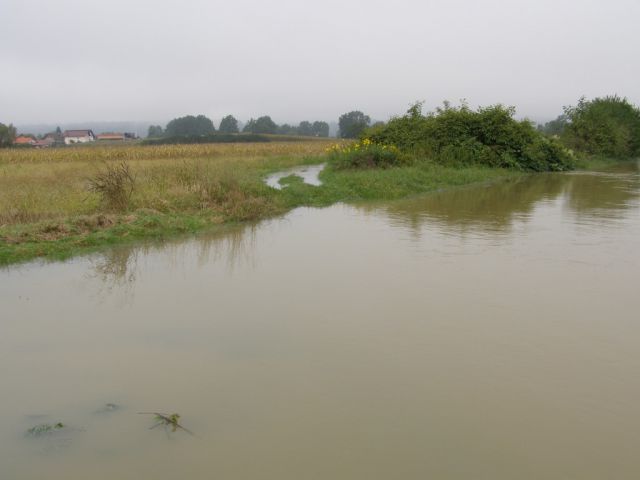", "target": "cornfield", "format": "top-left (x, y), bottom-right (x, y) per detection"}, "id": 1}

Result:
top-left (0, 141), bottom-right (334, 165)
